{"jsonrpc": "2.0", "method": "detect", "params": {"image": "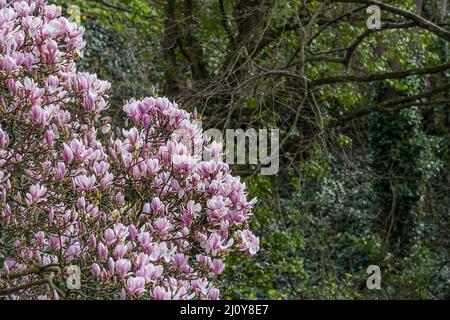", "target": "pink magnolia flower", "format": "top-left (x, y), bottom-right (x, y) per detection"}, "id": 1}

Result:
top-left (0, 128), bottom-right (9, 148)
top-left (62, 143), bottom-right (73, 164)
top-left (100, 173), bottom-right (113, 188)
top-left (152, 286), bottom-right (169, 300)
top-left (64, 243), bottom-right (81, 261)
top-left (151, 197), bottom-right (164, 215)
top-left (26, 184), bottom-right (47, 205)
top-left (135, 253), bottom-right (149, 271)
top-left (23, 77), bottom-right (44, 103)
top-left (48, 207), bottom-right (55, 224)
top-left (128, 224), bottom-right (138, 240)
top-left (115, 192), bottom-right (125, 205)
top-left (76, 197), bottom-right (86, 209)
top-left (172, 154), bottom-right (196, 173)
top-left (89, 234), bottom-right (97, 249)
top-left (208, 141), bottom-right (223, 159)
top-left (108, 257), bottom-right (115, 274)
top-left (186, 200), bottom-right (201, 215)
top-left (207, 288), bottom-right (220, 300)
top-left (126, 276), bottom-right (146, 297)
top-left (98, 242), bottom-right (108, 261)
top-left (70, 139), bottom-right (91, 161)
top-left (207, 196), bottom-right (229, 222)
top-left (0, 56), bottom-right (17, 75)
top-left (154, 218), bottom-right (172, 236)
top-left (55, 162), bottom-right (67, 180)
top-left (137, 231), bottom-right (151, 249)
top-left (200, 232), bottom-right (225, 256)
top-left (238, 230), bottom-right (260, 255)
top-left (122, 127), bottom-right (140, 146)
top-left (113, 244), bottom-right (128, 259)
top-left (49, 236), bottom-right (61, 252)
top-left (30, 105), bottom-right (51, 127)
top-left (211, 259), bottom-right (225, 275)
top-left (93, 161), bottom-right (109, 176)
top-left (173, 253), bottom-right (188, 271)
top-left (91, 263), bottom-right (101, 277)
top-left (115, 259), bottom-right (131, 279)
top-left (142, 202), bottom-right (151, 214)
top-left (114, 224), bottom-right (128, 240)
top-left (146, 159), bottom-right (159, 175)
top-left (14, 1), bottom-right (36, 17)
top-left (74, 175), bottom-right (96, 192)
top-left (35, 231), bottom-right (45, 247)
top-left (43, 129), bottom-right (55, 146)
top-left (104, 228), bottom-right (115, 246)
